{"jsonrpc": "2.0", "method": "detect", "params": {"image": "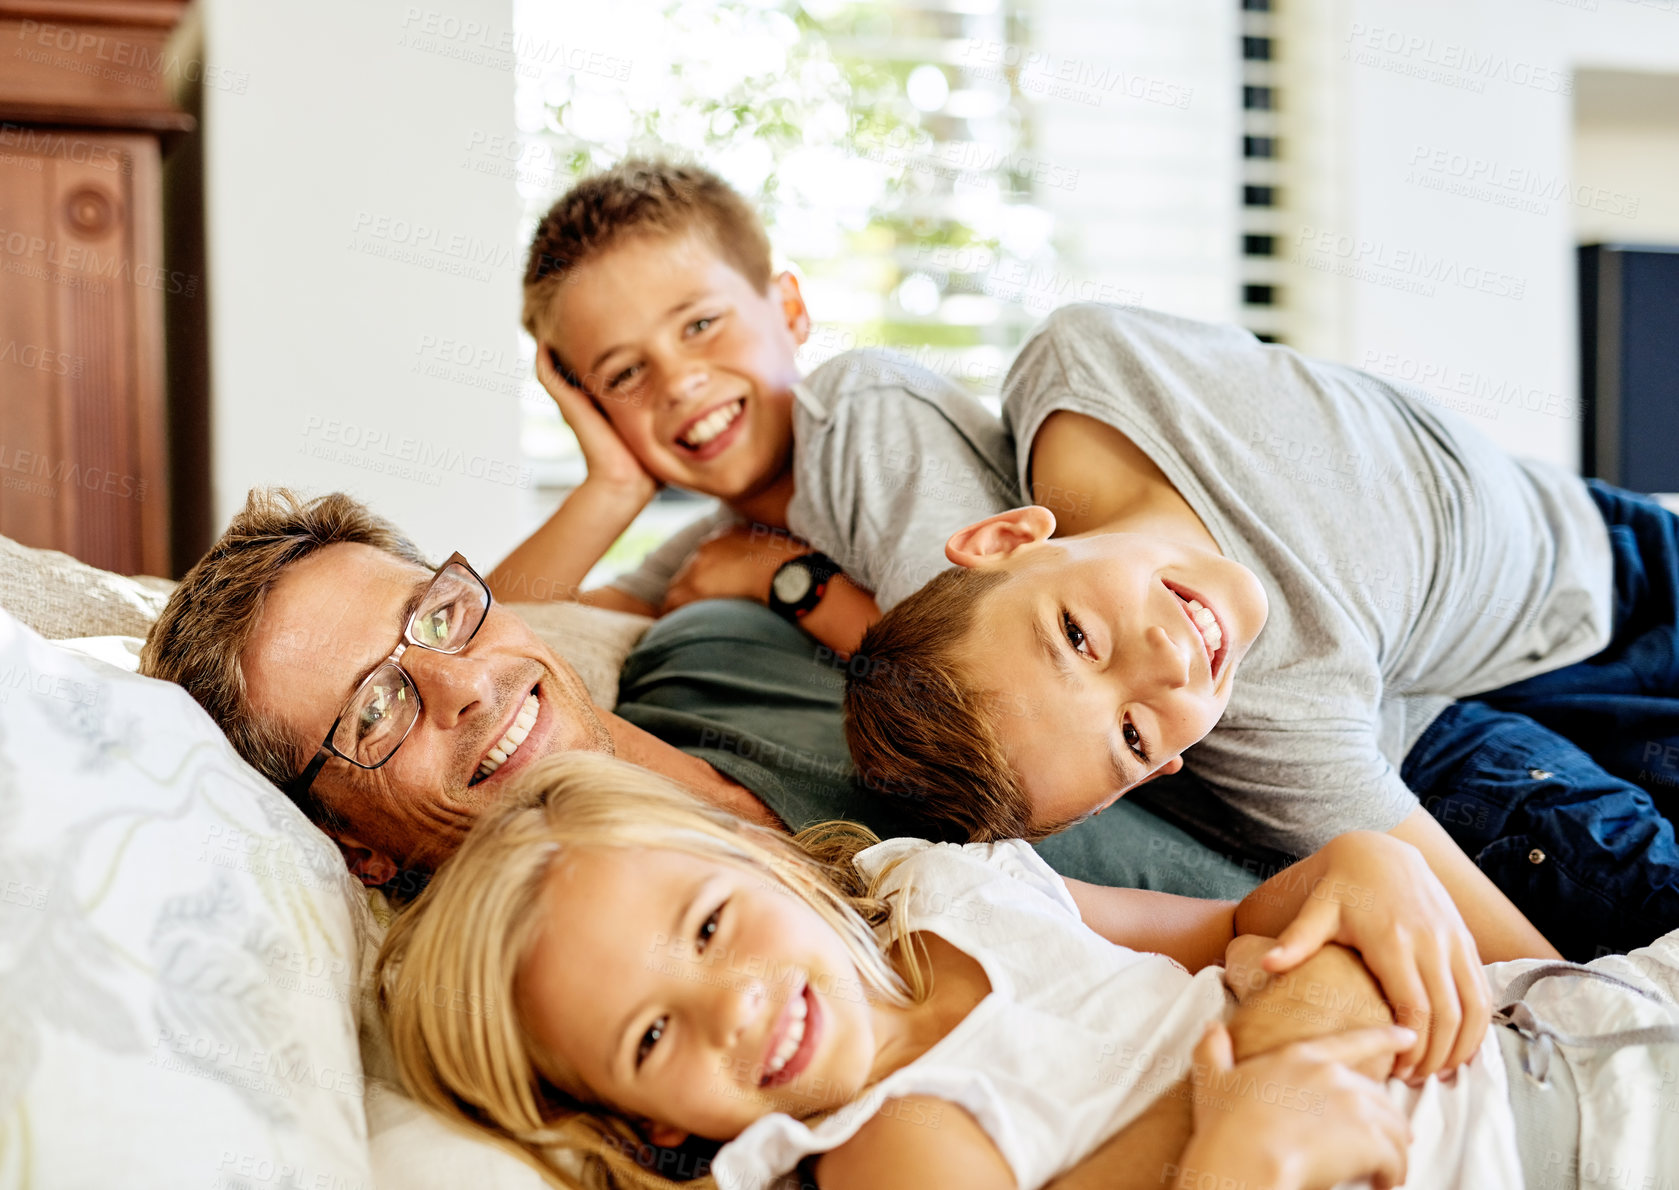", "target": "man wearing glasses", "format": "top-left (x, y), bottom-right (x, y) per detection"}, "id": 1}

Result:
top-left (141, 488), bottom-right (1261, 900)
top-left (141, 488), bottom-right (802, 889)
